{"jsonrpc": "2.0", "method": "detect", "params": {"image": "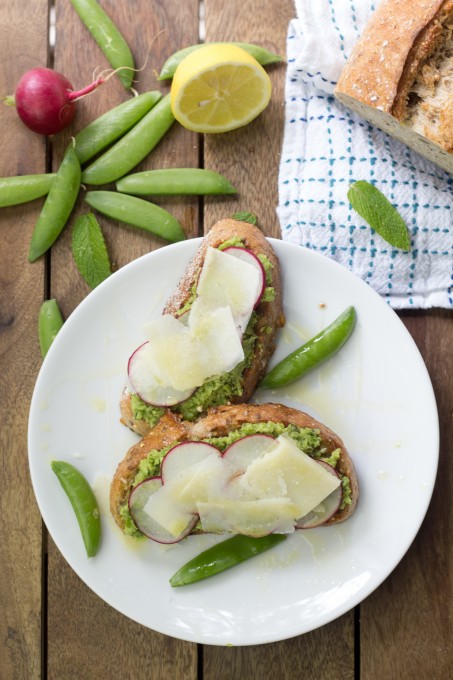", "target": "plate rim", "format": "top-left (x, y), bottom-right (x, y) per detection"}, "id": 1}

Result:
top-left (28, 239), bottom-right (439, 645)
